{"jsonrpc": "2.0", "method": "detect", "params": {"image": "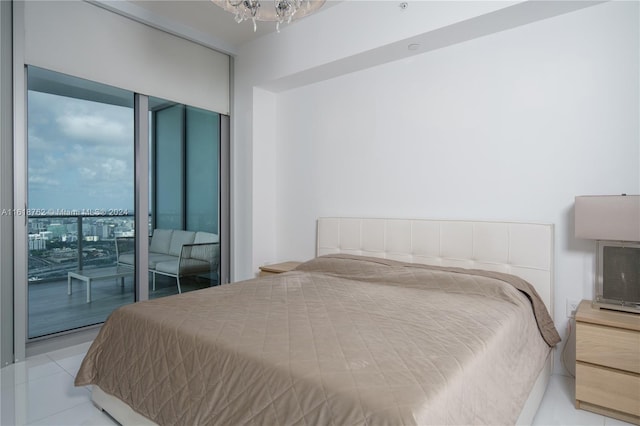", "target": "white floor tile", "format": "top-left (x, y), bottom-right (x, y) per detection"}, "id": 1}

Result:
top-left (45, 342), bottom-right (93, 362)
top-left (27, 401), bottom-right (116, 426)
top-left (604, 416), bottom-right (636, 426)
top-left (0, 355), bottom-right (66, 388)
top-left (51, 353), bottom-right (87, 378)
top-left (13, 371), bottom-right (91, 425)
top-left (532, 375), bottom-right (605, 426)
